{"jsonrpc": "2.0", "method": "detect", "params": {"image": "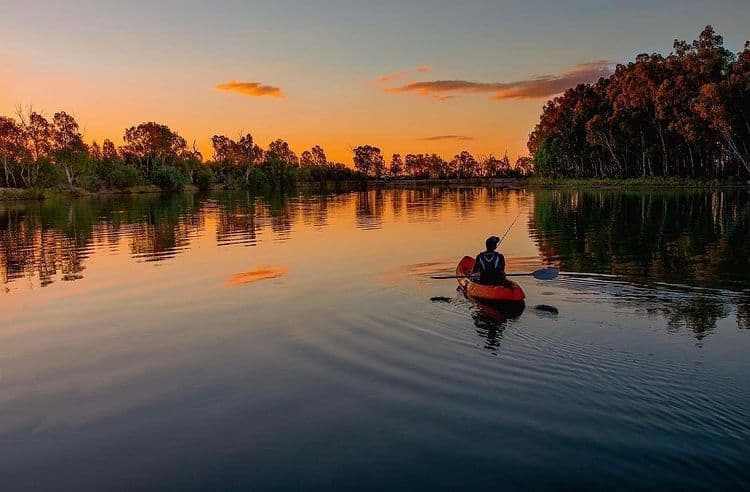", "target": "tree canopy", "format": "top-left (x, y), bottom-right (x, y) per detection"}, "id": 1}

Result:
top-left (528, 26), bottom-right (750, 179)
